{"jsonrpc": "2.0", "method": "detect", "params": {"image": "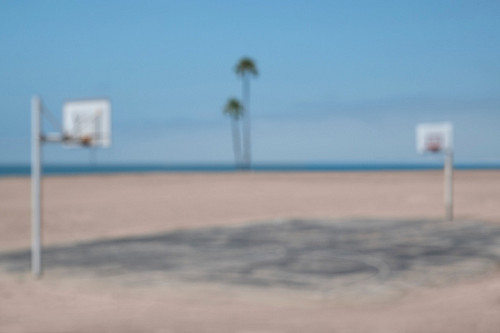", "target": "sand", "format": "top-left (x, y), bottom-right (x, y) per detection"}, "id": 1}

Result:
top-left (1, 170), bottom-right (500, 332)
